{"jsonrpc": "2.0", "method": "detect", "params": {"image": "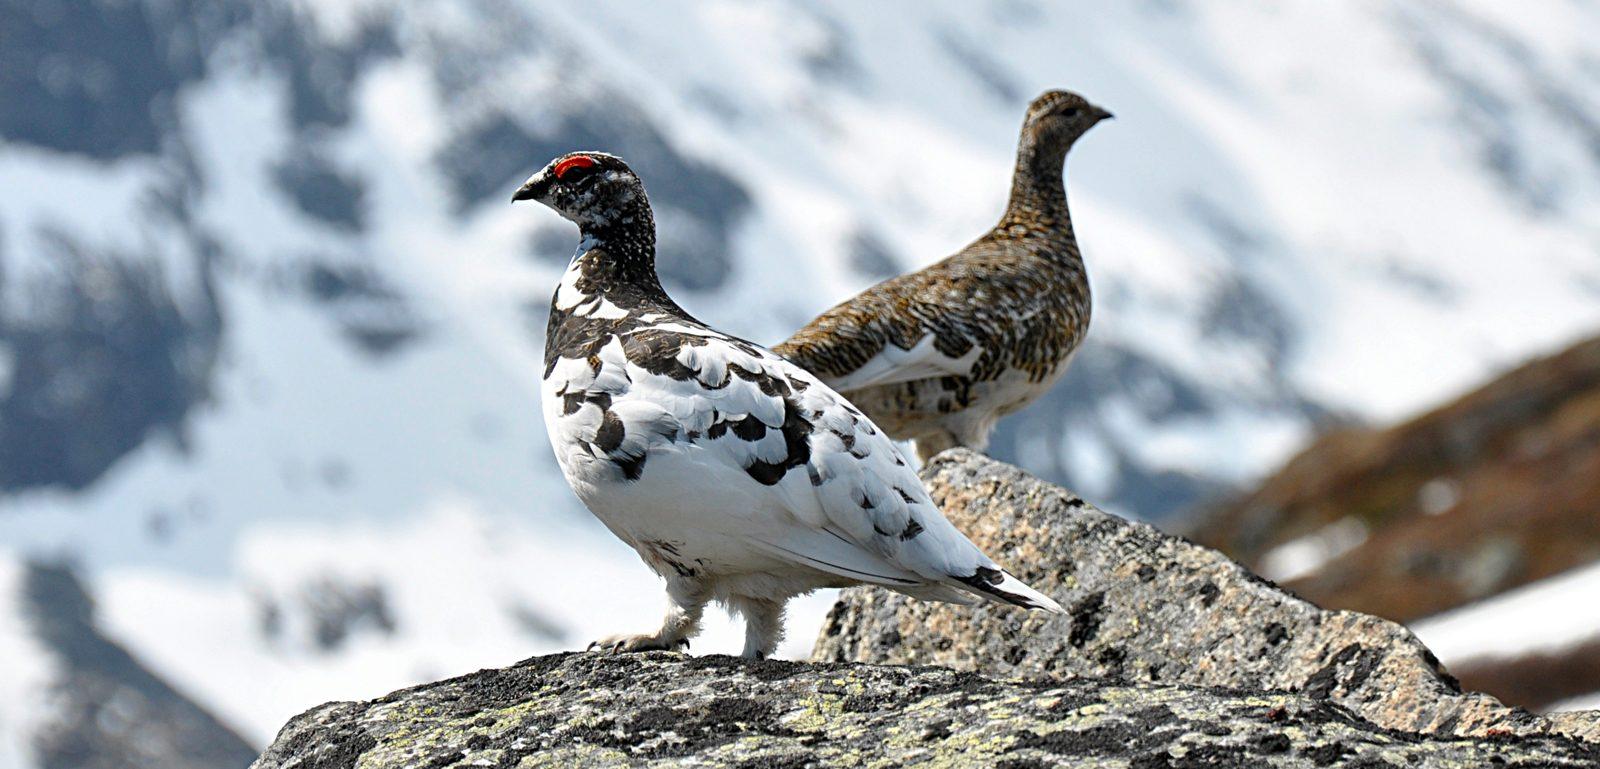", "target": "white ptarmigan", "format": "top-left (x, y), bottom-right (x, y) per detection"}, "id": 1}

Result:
top-left (776, 90), bottom-right (1110, 462)
top-left (515, 151), bottom-right (1063, 659)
